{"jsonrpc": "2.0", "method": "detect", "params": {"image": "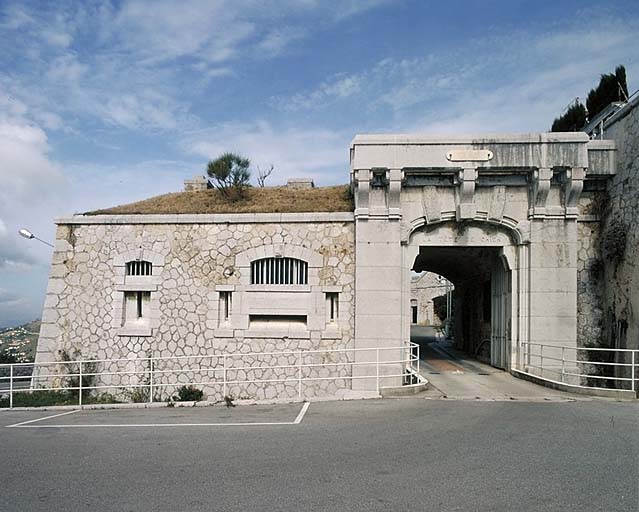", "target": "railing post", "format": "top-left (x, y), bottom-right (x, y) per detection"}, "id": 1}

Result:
top-left (9, 364), bottom-right (13, 409)
top-left (149, 356), bottom-right (154, 403)
top-left (632, 351), bottom-right (635, 393)
top-left (298, 351), bottom-right (303, 399)
top-left (540, 344), bottom-right (544, 378)
top-left (376, 348), bottom-right (380, 395)
top-left (223, 355), bottom-right (227, 399)
top-left (78, 360), bottom-right (83, 407)
top-left (561, 347), bottom-right (565, 383)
